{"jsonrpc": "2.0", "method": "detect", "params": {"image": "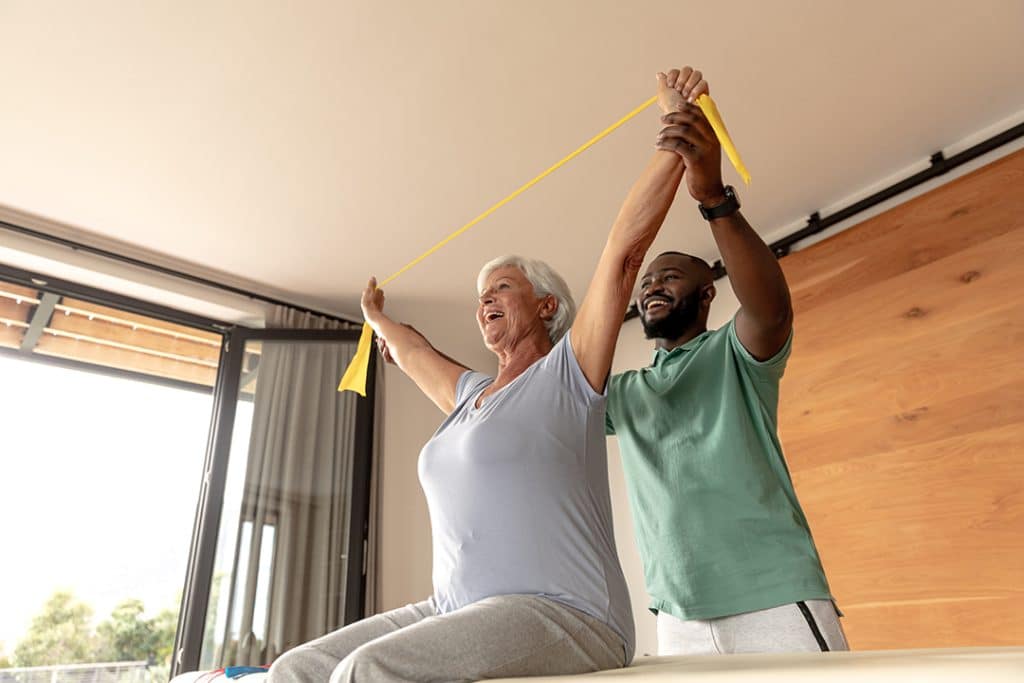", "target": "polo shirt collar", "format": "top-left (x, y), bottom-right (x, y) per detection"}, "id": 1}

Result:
top-left (651, 329), bottom-right (712, 365)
